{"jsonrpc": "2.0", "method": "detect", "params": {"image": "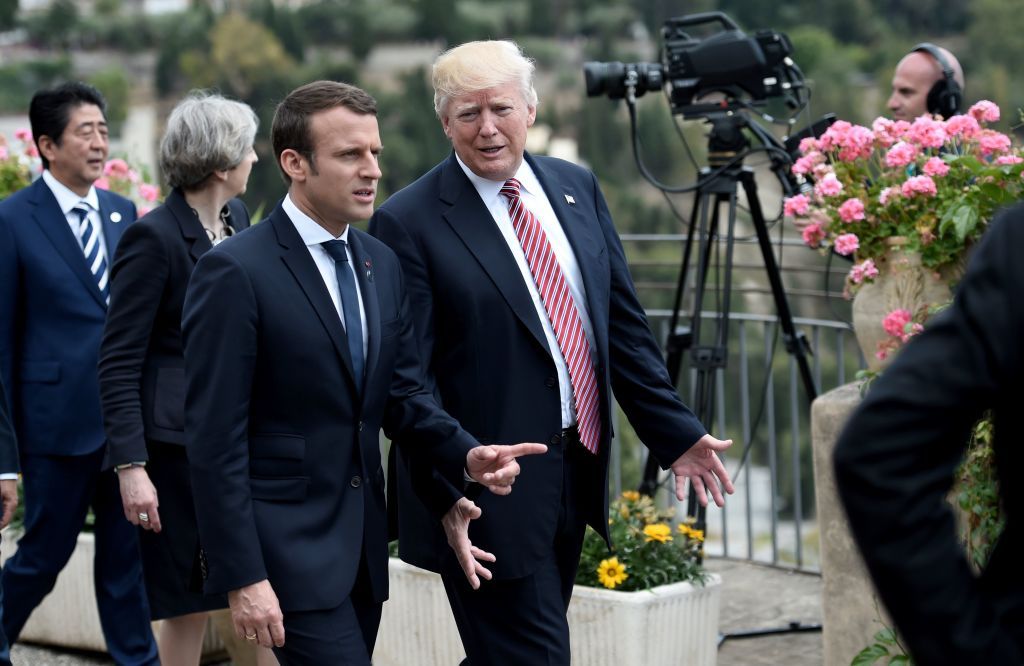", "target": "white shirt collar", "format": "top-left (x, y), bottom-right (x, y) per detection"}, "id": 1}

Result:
top-left (41, 169), bottom-right (100, 215)
top-left (454, 152), bottom-right (545, 205)
top-left (282, 193), bottom-right (351, 245)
